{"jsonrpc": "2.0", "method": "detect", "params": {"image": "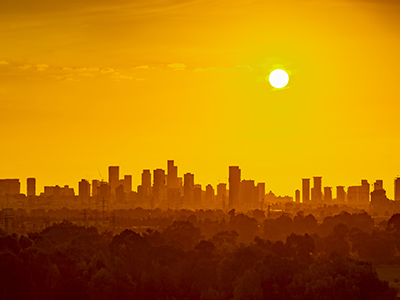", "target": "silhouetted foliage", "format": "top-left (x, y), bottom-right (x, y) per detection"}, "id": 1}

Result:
top-left (0, 211), bottom-right (398, 300)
